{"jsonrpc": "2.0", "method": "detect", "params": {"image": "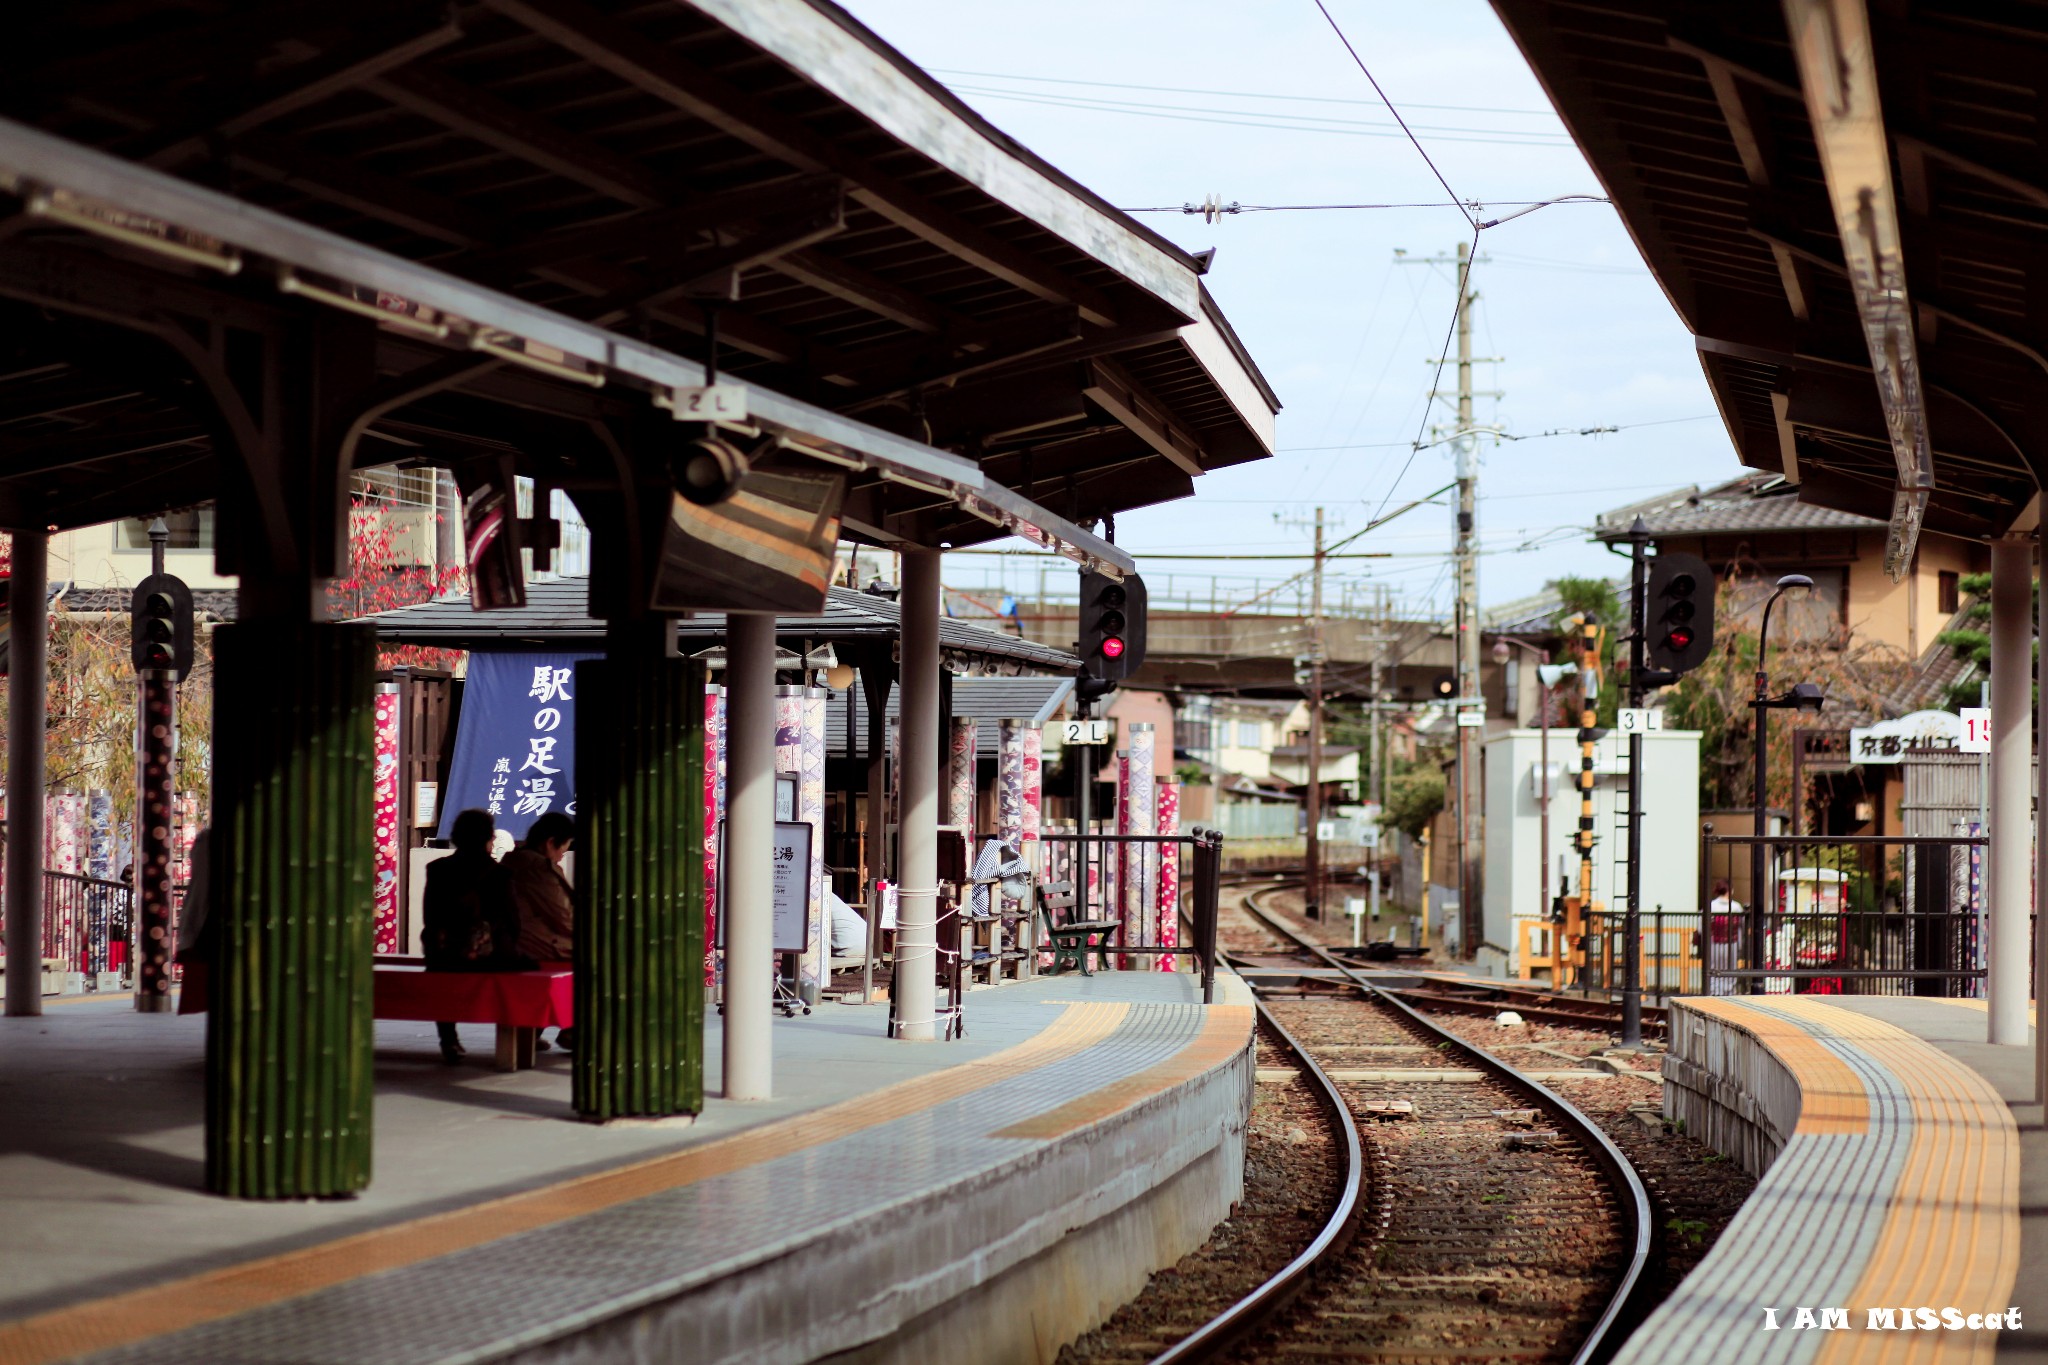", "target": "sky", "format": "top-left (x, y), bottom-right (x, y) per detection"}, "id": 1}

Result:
top-left (835, 0), bottom-right (1750, 616)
